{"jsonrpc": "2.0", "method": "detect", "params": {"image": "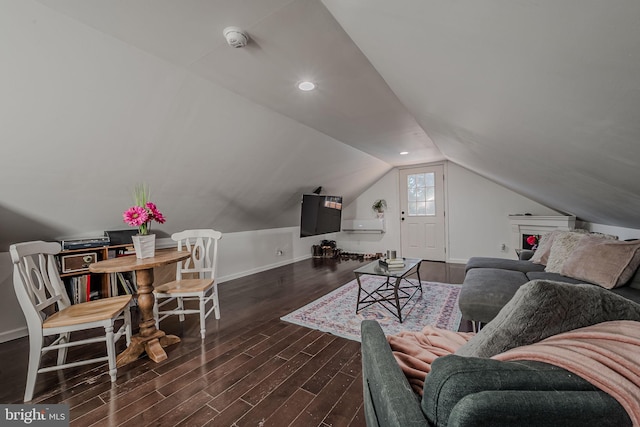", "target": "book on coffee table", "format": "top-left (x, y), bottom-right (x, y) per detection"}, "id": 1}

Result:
top-left (379, 258), bottom-right (405, 269)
